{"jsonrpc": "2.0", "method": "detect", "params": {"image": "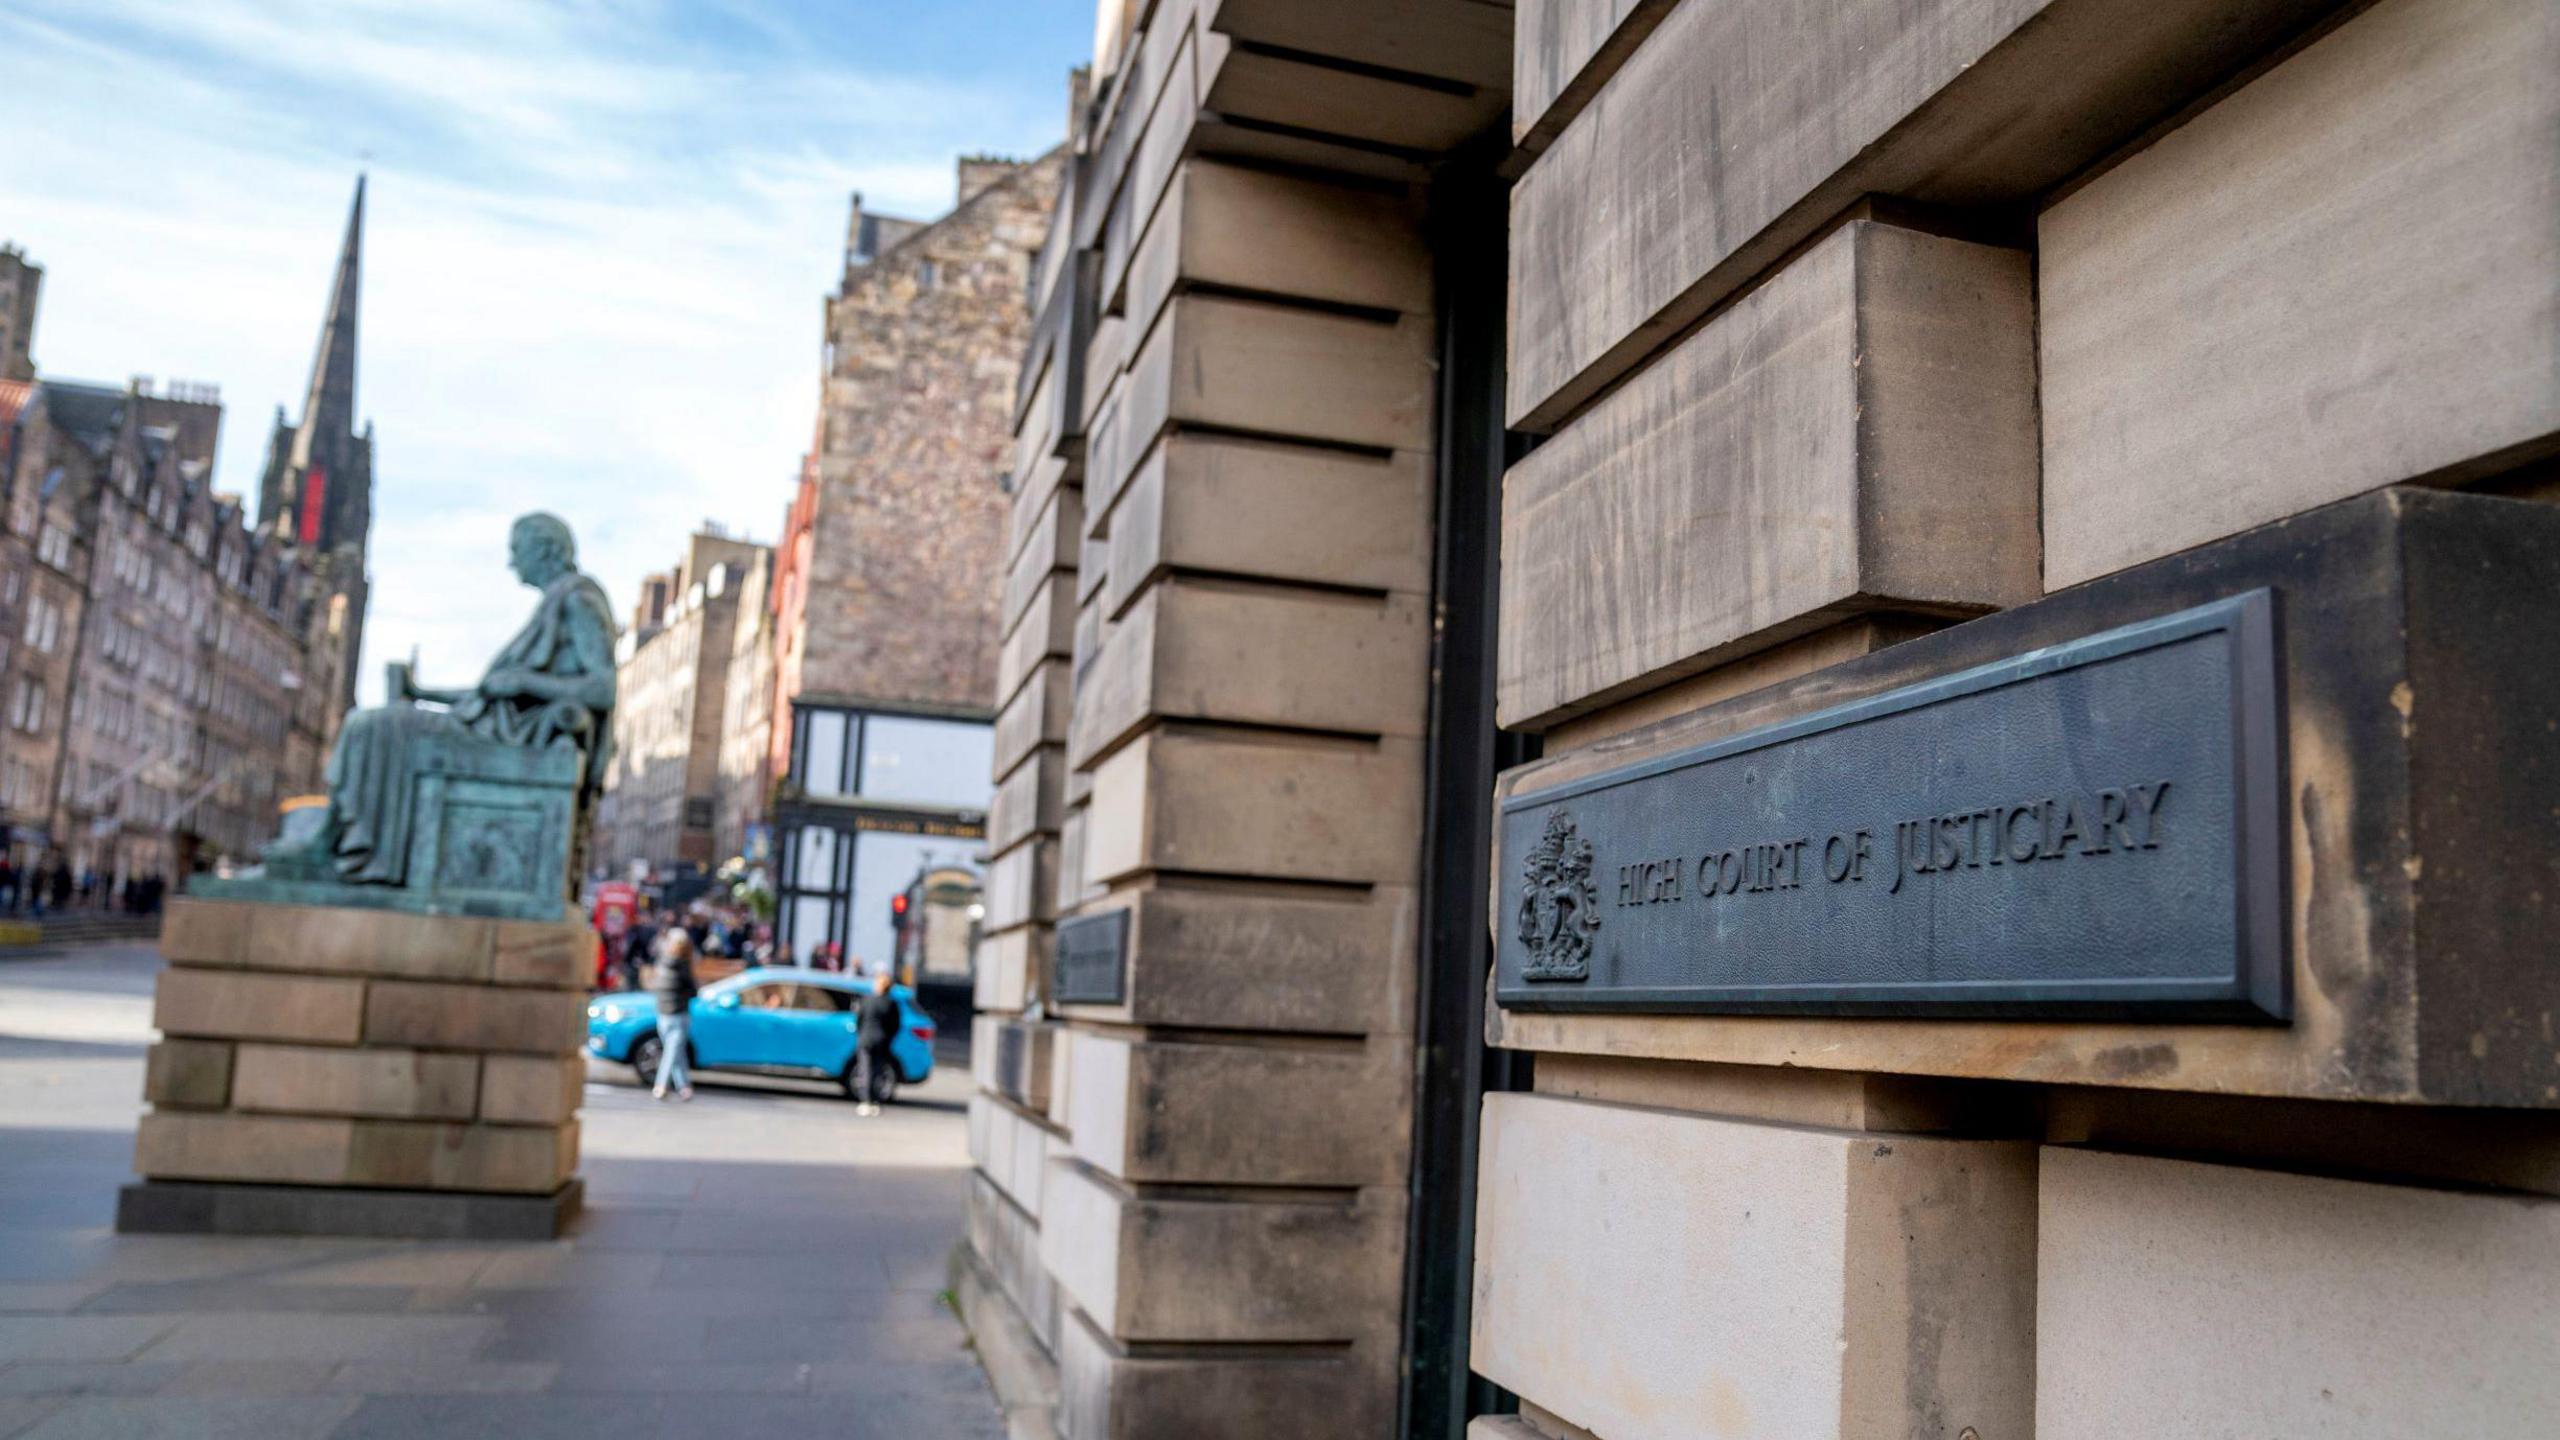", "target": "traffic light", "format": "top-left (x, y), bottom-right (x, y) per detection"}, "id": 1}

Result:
top-left (889, 890), bottom-right (910, 926)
